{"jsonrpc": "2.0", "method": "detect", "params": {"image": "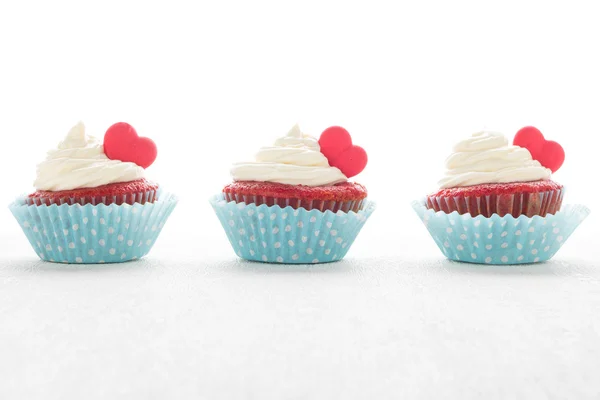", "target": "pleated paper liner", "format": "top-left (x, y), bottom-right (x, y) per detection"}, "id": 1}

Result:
top-left (211, 194), bottom-right (375, 264)
top-left (426, 188), bottom-right (563, 217)
top-left (223, 192), bottom-right (365, 213)
top-left (413, 199), bottom-right (589, 265)
top-left (9, 190), bottom-right (178, 264)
